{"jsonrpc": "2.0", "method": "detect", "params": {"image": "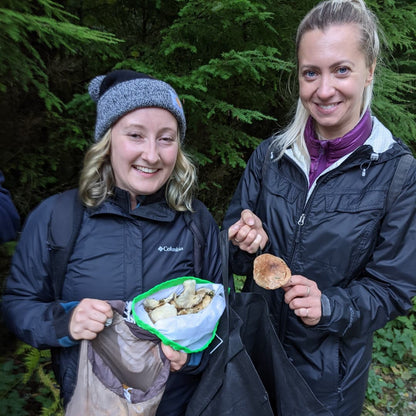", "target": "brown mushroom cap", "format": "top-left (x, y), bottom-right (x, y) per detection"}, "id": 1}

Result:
top-left (253, 253), bottom-right (291, 290)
